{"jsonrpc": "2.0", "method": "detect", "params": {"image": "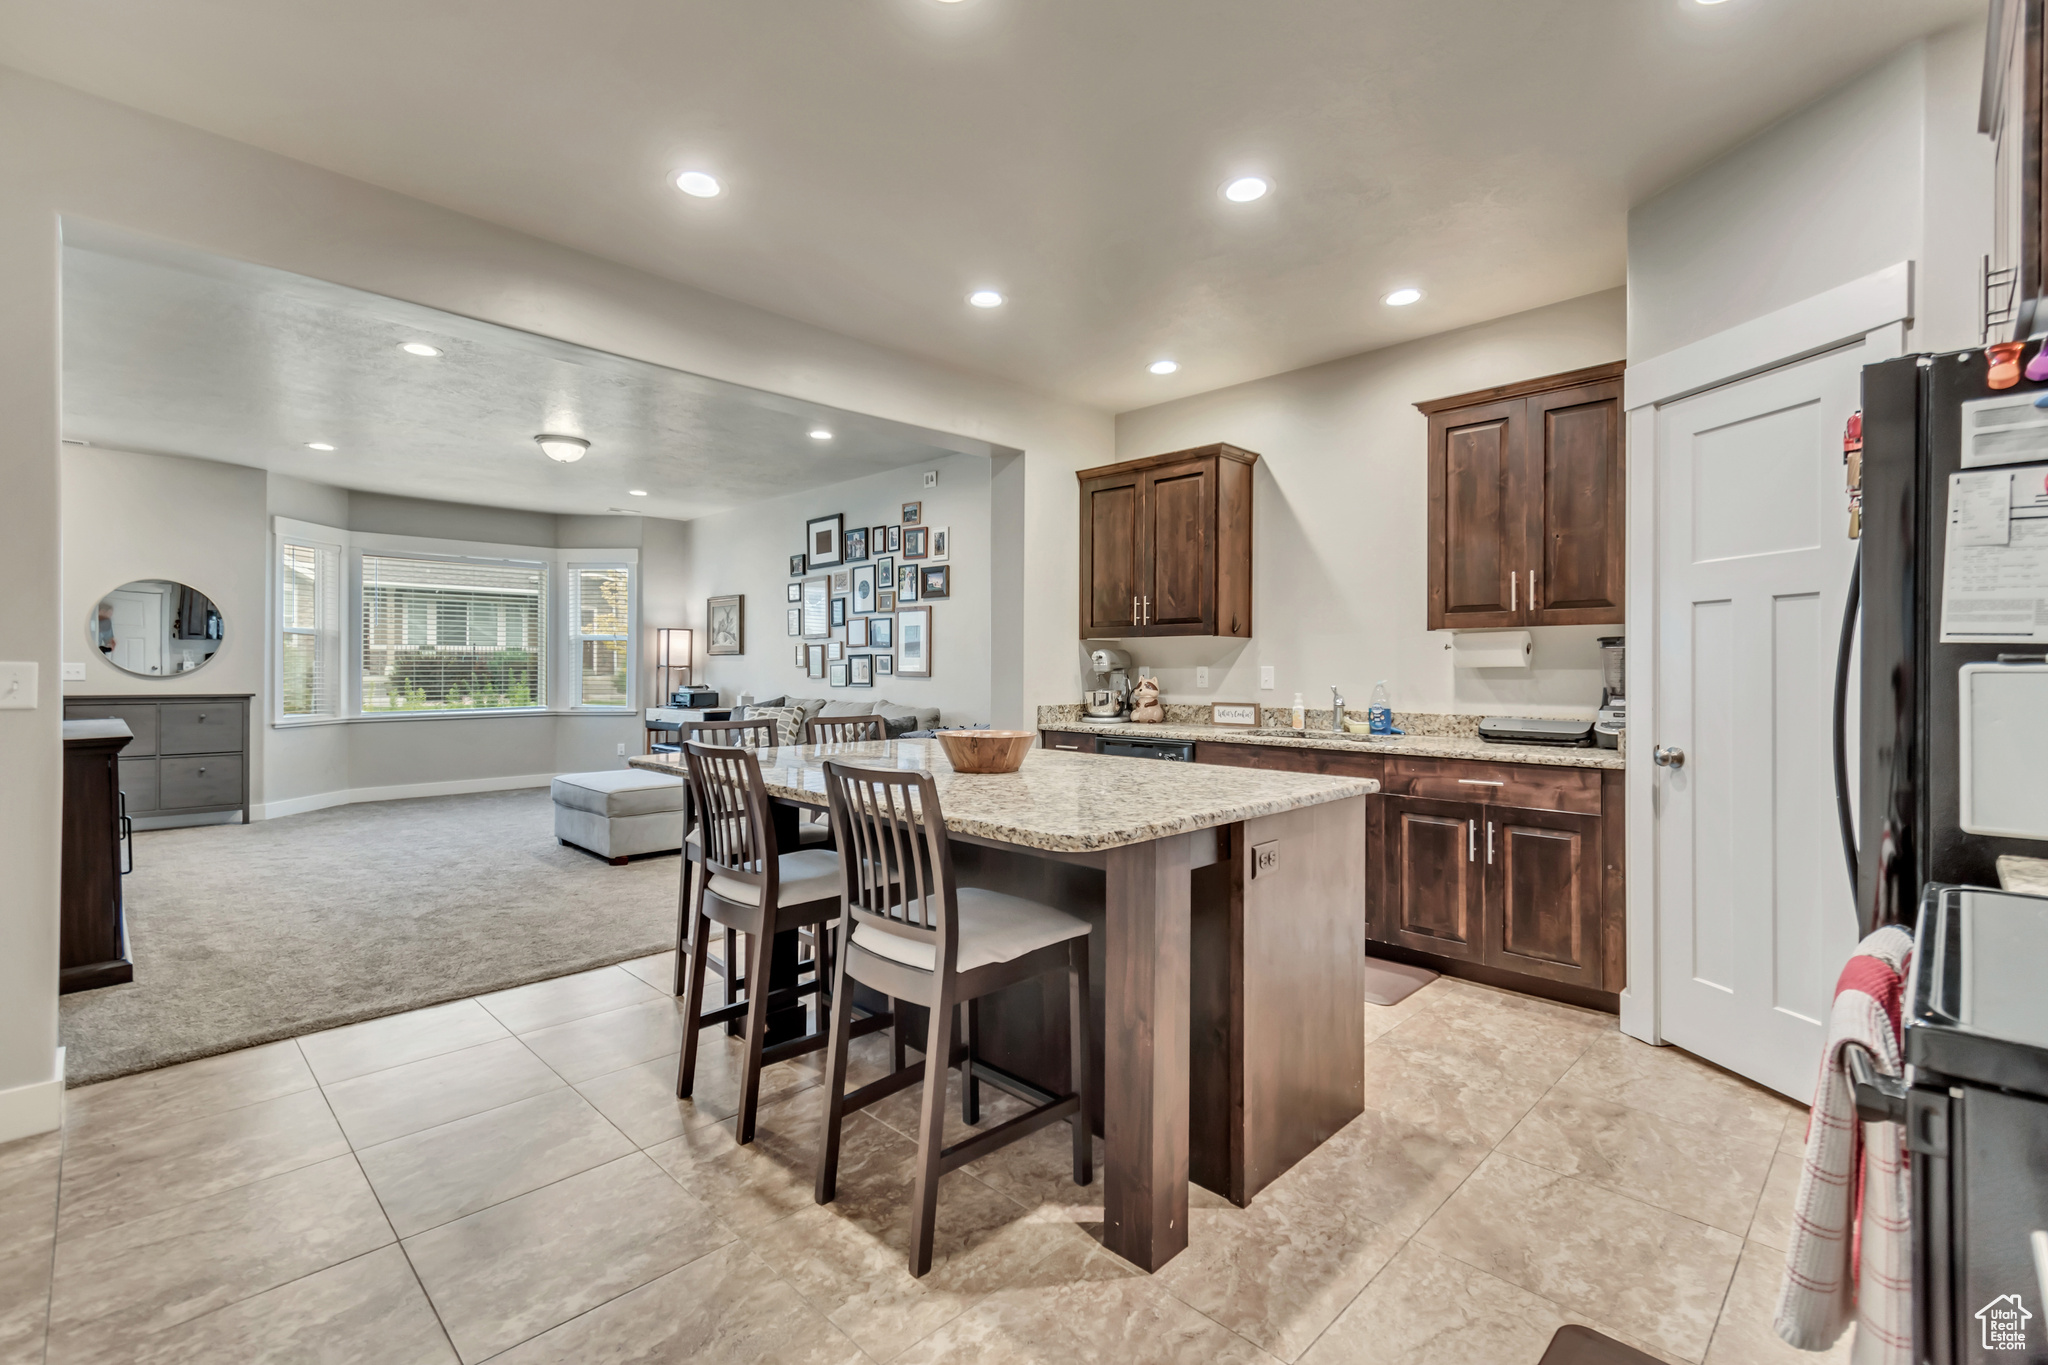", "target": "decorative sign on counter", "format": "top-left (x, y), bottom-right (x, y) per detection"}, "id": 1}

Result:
top-left (1210, 702), bottom-right (1258, 728)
